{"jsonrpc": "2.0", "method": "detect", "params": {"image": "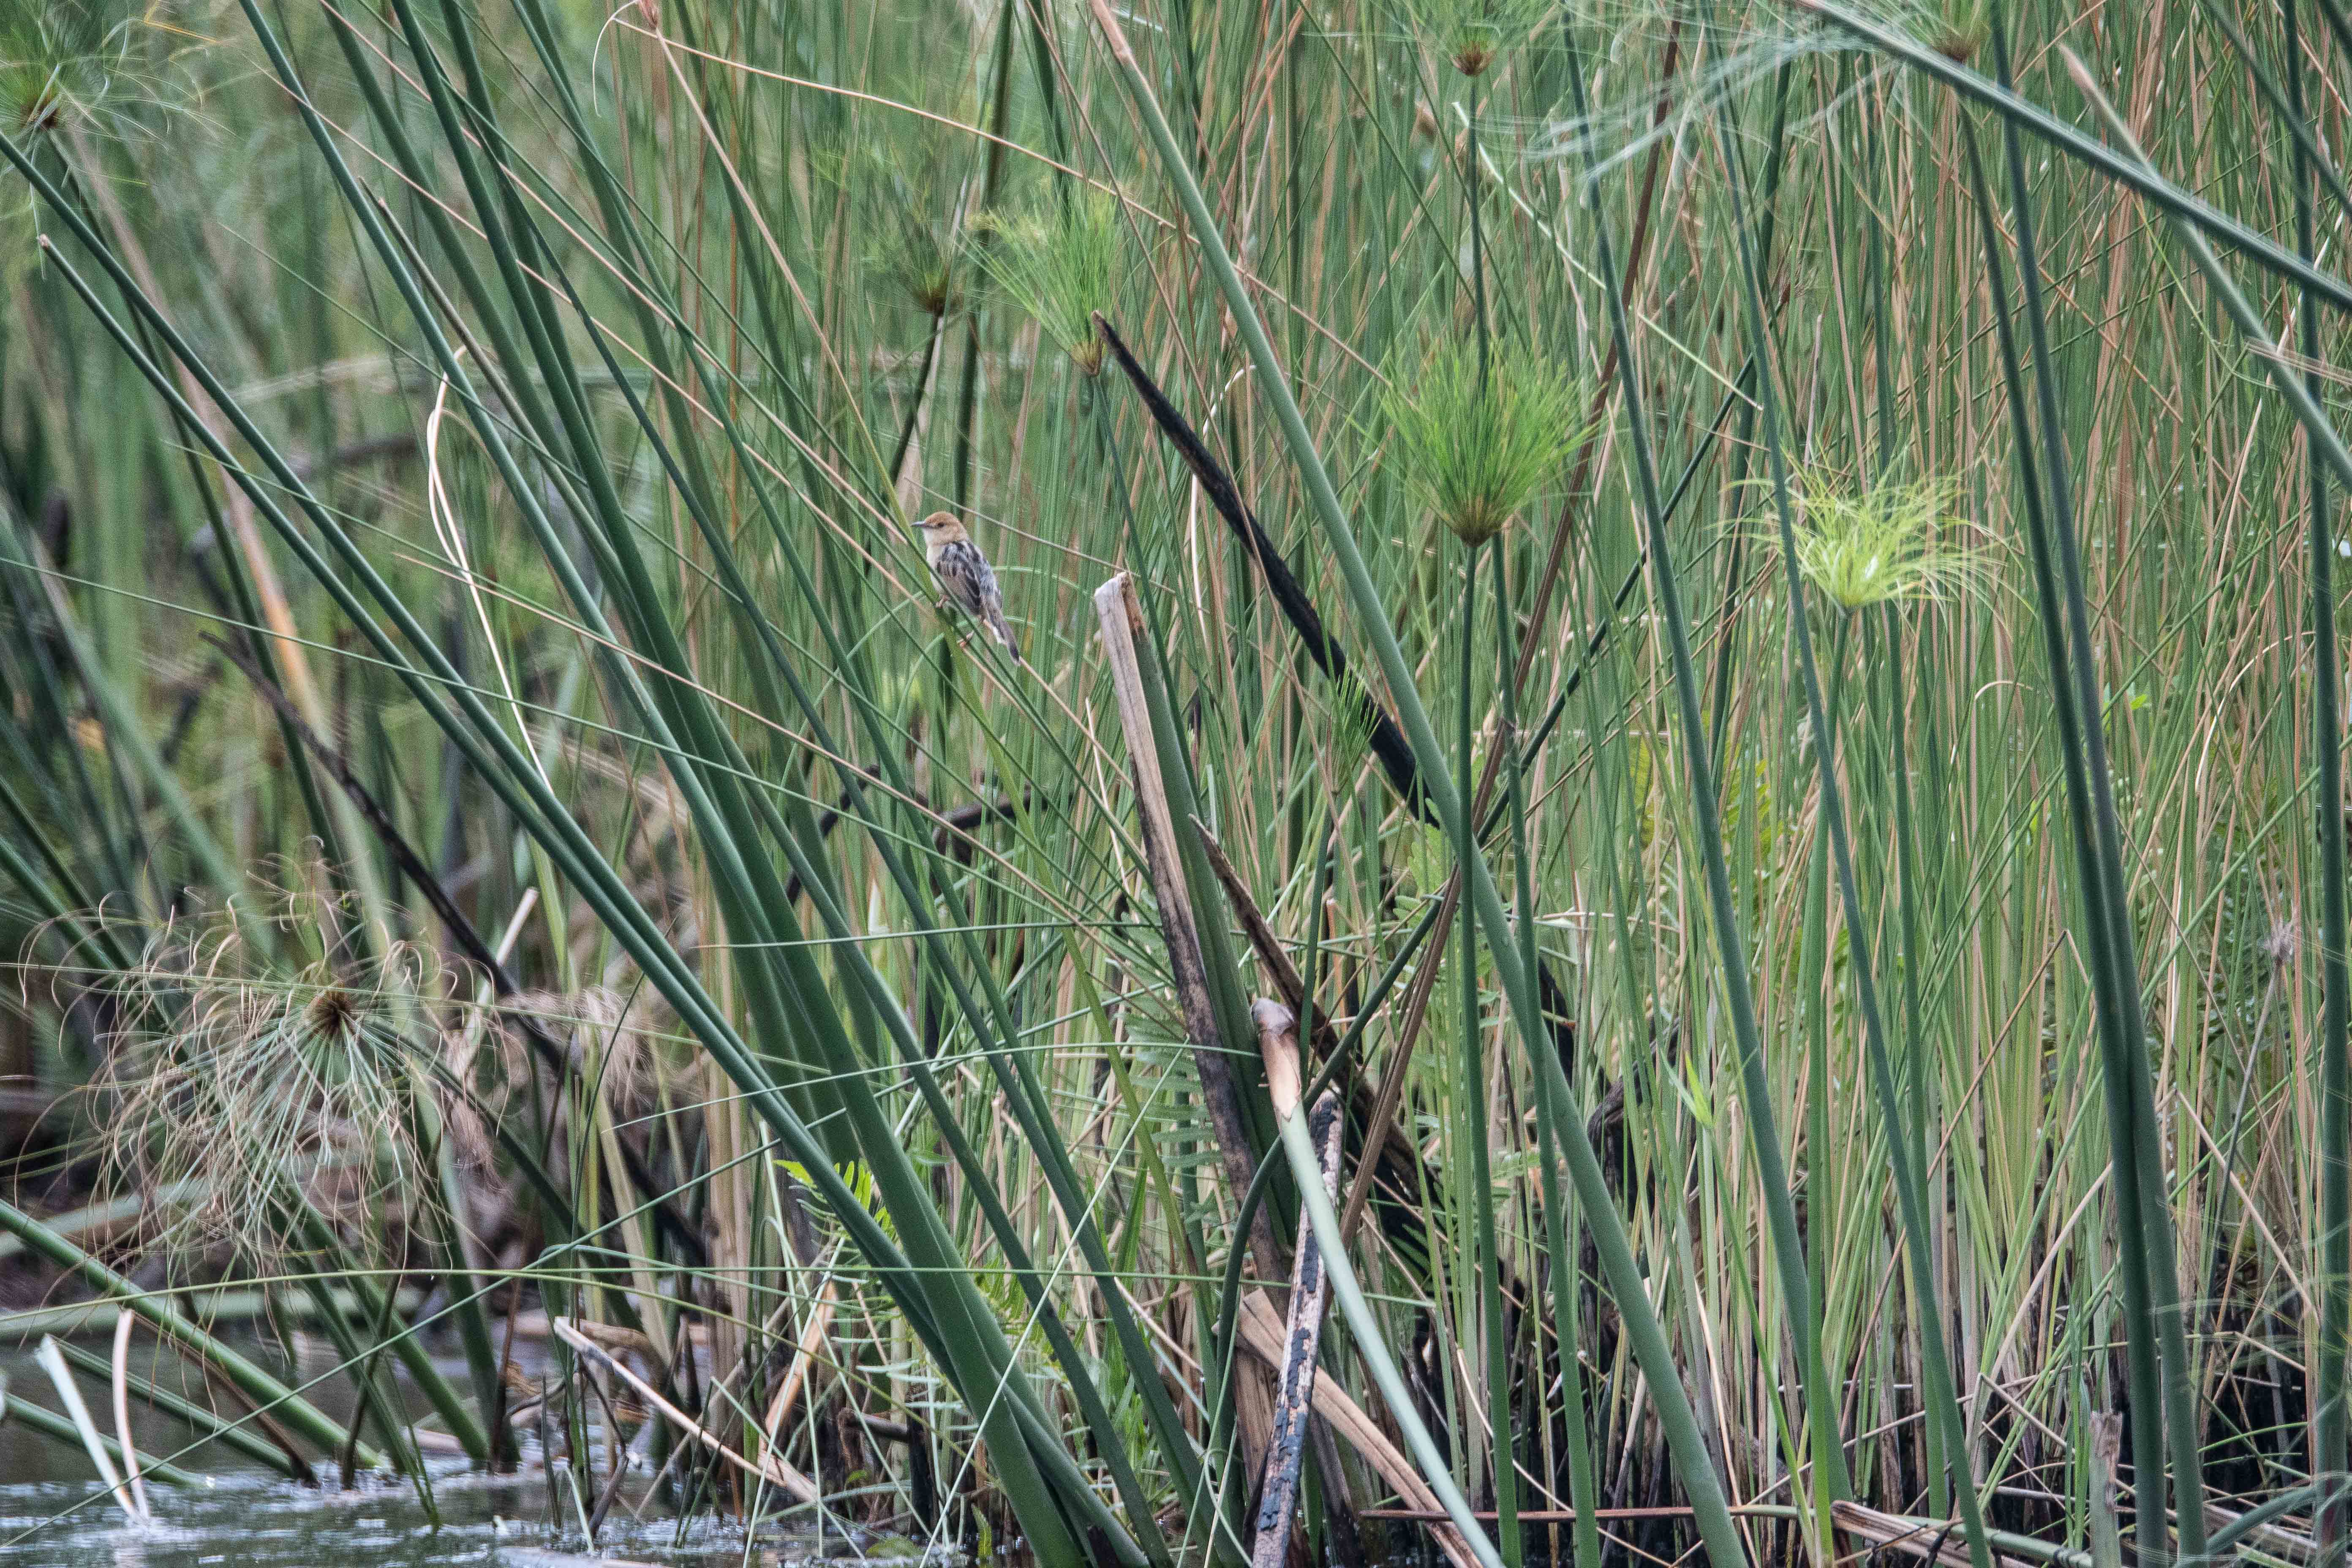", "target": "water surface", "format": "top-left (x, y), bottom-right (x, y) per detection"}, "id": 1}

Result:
top-left (0, 1337), bottom-right (907, 1567)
